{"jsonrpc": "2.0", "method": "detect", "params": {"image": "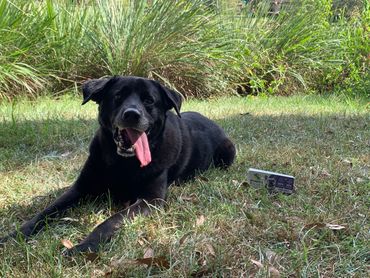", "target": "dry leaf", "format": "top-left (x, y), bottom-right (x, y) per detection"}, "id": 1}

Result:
top-left (265, 249), bottom-right (277, 264)
top-left (342, 159), bottom-right (353, 167)
top-left (251, 257), bottom-right (280, 277)
top-left (320, 169), bottom-right (332, 177)
top-left (136, 256), bottom-right (170, 269)
top-left (200, 258), bottom-right (207, 267)
top-left (180, 196), bottom-right (194, 201)
top-left (85, 252), bottom-right (99, 262)
top-left (110, 257), bottom-right (133, 268)
top-left (61, 239), bottom-right (74, 249)
top-left (104, 270), bottom-right (113, 277)
top-left (143, 248), bottom-right (154, 259)
top-left (180, 194), bottom-right (197, 202)
top-left (179, 232), bottom-right (192, 246)
top-left (198, 176), bottom-right (209, 182)
top-left (325, 223), bottom-right (346, 230)
top-left (205, 243), bottom-right (216, 257)
top-left (269, 266), bottom-right (280, 277)
top-left (111, 255), bottom-right (170, 269)
top-left (60, 217), bottom-right (79, 222)
top-left (303, 222), bottom-right (326, 230)
top-left (137, 238), bottom-right (145, 246)
top-left (232, 180), bottom-right (239, 186)
top-left (304, 222), bottom-right (346, 231)
top-left (91, 269), bottom-right (106, 278)
top-left (250, 259), bottom-right (263, 268)
top-left (196, 215), bottom-right (206, 226)
top-left (61, 151), bottom-right (71, 157)
top-left (356, 177), bottom-right (365, 183)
